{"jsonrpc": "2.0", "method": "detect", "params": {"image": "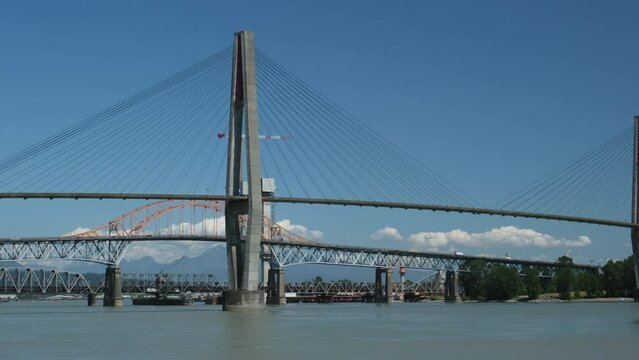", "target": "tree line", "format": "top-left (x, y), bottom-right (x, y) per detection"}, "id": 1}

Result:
top-left (459, 255), bottom-right (636, 301)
